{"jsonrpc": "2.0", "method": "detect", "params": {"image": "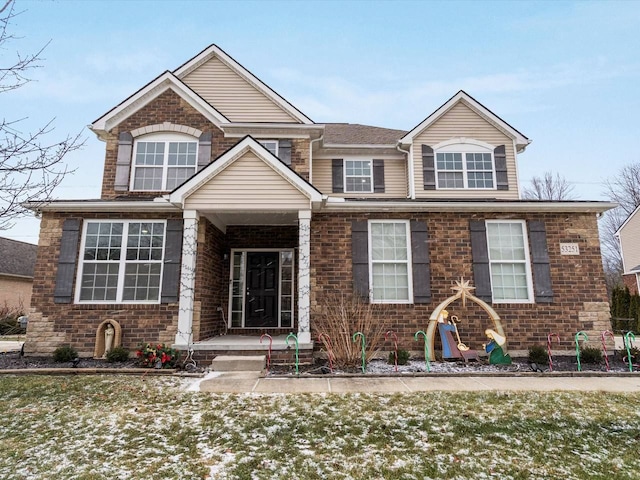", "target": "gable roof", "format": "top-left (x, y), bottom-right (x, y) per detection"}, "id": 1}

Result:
top-left (169, 136), bottom-right (323, 207)
top-left (0, 237), bottom-right (37, 279)
top-left (399, 90), bottom-right (531, 150)
top-left (173, 44), bottom-right (313, 125)
top-left (90, 71), bottom-right (229, 138)
top-left (323, 123), bottom-right (407, 146)
top-left (615, 204), bottom-right (640, 236)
